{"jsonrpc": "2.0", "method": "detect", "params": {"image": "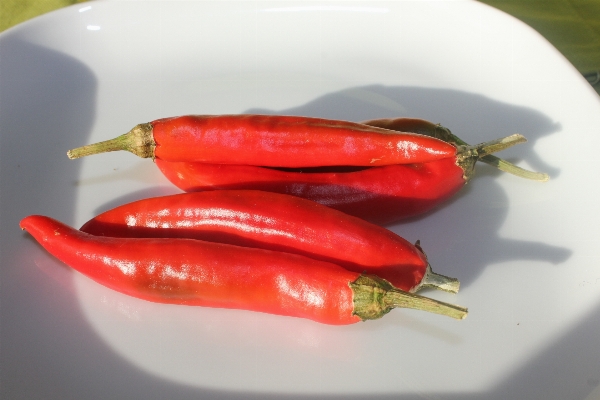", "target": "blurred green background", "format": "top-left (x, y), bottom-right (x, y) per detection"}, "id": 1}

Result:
top-left (1, 0), bottom-right (87, 31)
top-left (1, 0), bottom-right (598, 95)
